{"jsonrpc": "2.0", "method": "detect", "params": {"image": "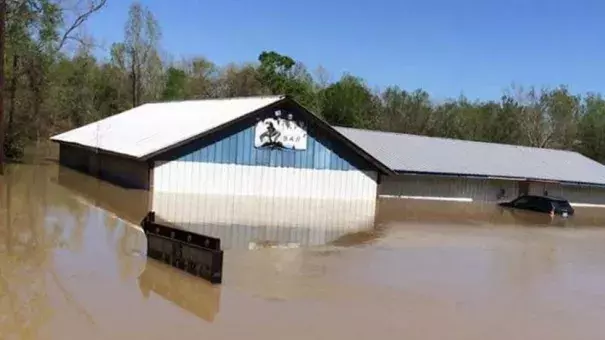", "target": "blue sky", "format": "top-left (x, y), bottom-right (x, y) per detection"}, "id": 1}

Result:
top-left (84, 0), bottom-right (605, 101)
